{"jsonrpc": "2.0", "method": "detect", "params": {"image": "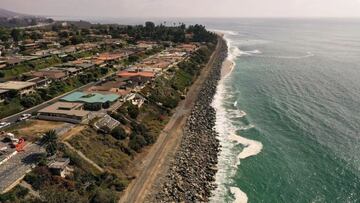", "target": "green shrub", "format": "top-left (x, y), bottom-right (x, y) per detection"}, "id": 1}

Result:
top-left (110, 127), bottom-right (127, 140)
top-left (129, 134), bottom-right (147, 152)
top-left (127, 104), bottom-right (139, 119)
